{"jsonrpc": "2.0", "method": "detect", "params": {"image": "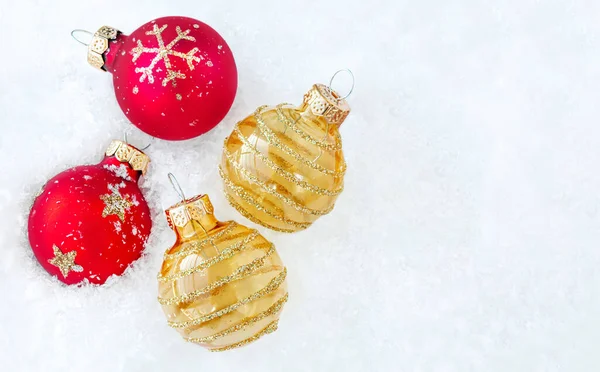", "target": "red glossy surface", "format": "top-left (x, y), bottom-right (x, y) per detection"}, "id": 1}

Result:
top-left (28, 156), bottom-right (152, 285)
top-left (104, 16), bottom-right (238, 141)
